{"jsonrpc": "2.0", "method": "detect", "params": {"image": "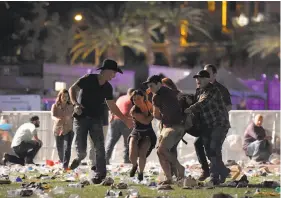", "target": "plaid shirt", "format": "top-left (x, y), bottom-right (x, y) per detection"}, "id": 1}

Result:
top-left (188, 83), bottom-right (230, 129)
top-left (213, 81), bottom-right (232, 107)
